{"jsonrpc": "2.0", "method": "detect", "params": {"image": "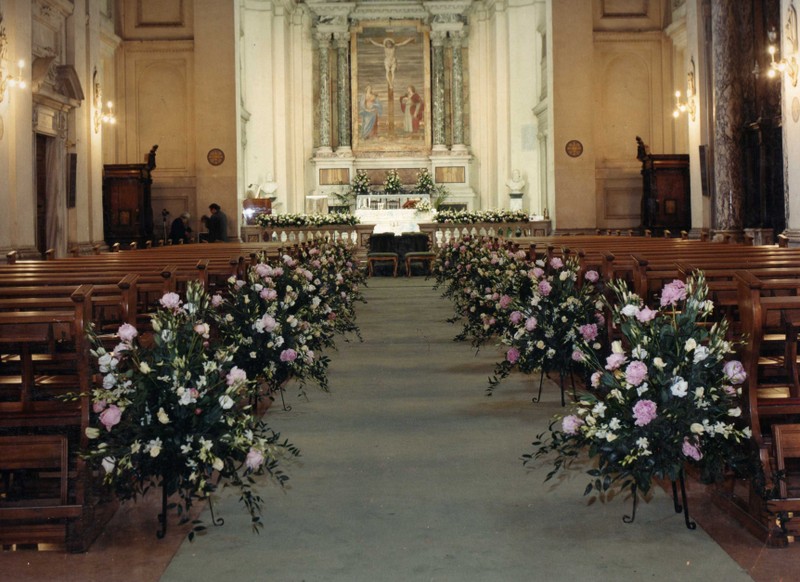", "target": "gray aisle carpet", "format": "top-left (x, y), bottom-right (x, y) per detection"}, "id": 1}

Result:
top-left (161, 277), bottom-right (751, 582)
